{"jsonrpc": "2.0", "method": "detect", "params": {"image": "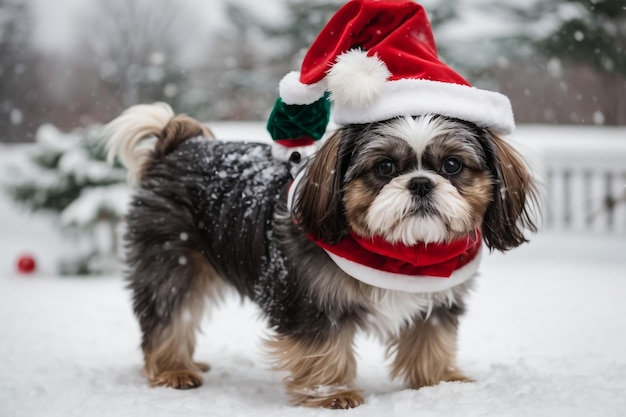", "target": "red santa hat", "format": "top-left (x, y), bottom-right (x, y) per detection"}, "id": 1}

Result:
top-left (270, 0), bottom-right (514, 145)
